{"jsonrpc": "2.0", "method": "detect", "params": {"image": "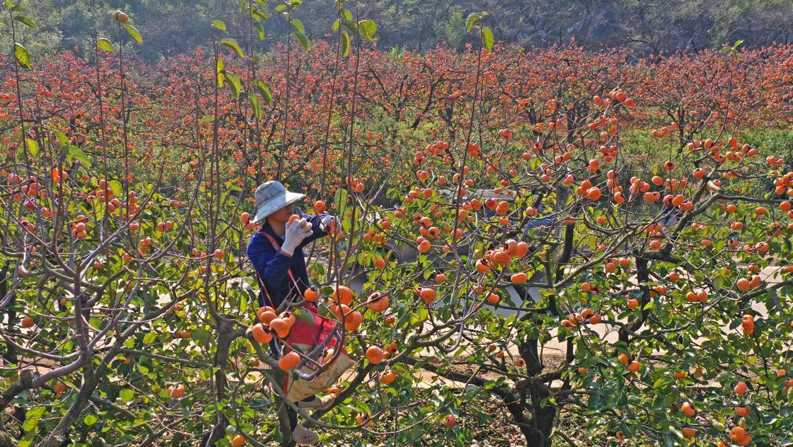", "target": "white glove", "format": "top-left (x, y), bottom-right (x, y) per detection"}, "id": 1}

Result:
top-left (320, 214), bottom-right (339, 234)
top-left (281, 218), bottom-right (313, 256)
top-left (320, 214), bottom-right (335, 228)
